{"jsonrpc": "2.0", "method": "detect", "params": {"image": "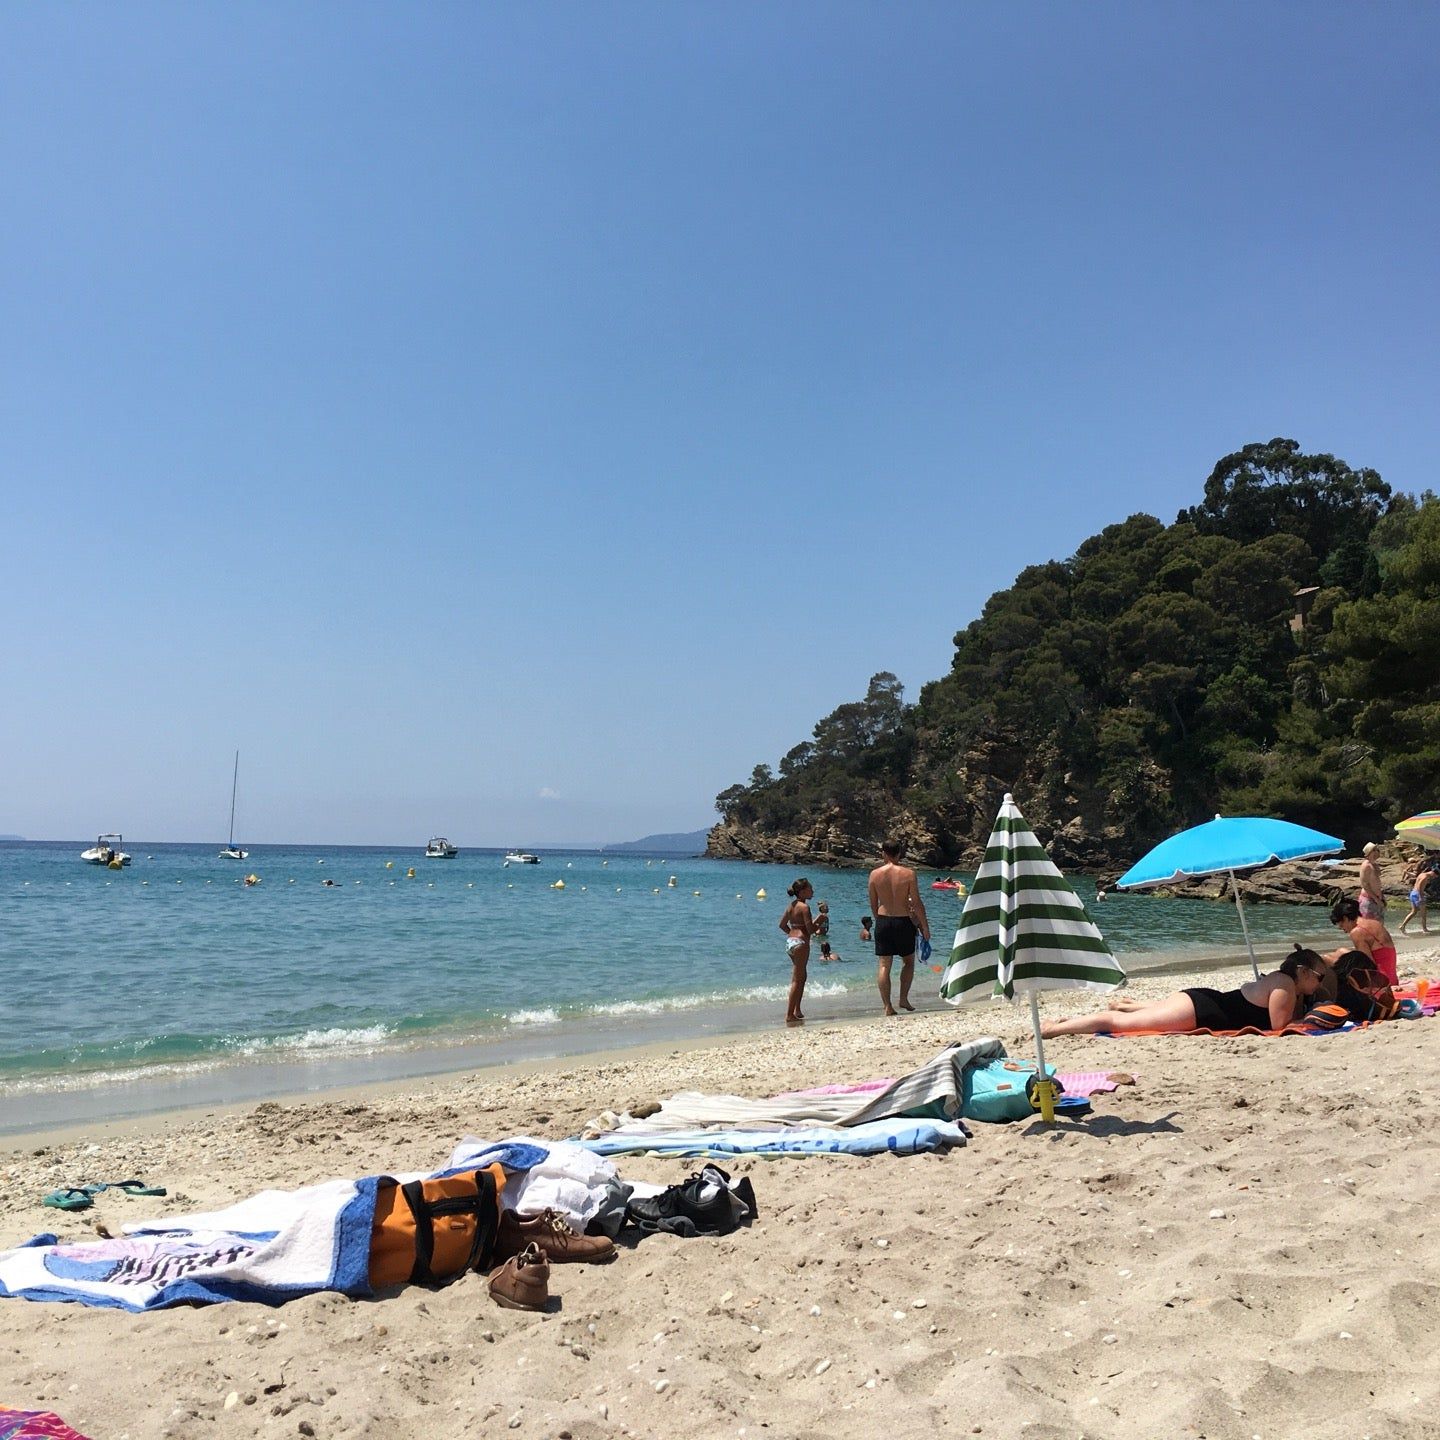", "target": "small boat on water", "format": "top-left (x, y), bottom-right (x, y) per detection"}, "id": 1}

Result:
top-left (219, 751), bottom-right (249, 860)
top-left (930, 877), bottom-right (966, 892)
top-left (81, 833), bottom-right (131, 867)
top-left (504, 850), bottom-right (540, 865)
top-left (425, 837), bottom-right (459, 858)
